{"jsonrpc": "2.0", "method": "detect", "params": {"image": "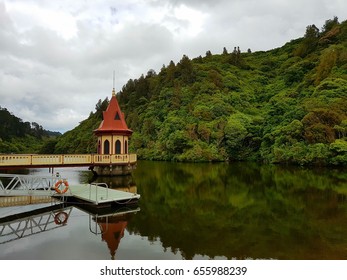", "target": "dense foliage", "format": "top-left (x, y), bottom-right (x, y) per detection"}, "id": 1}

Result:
top-left (117, 18), bottom-right (347, 165)
top-left (56, 18), bottom-right (347, 165)
top-left (0, 107), bottom-right (60, 153)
